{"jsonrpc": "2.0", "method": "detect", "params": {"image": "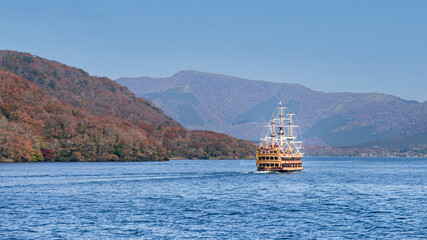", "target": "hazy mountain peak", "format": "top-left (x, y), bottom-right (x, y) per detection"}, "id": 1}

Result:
top-left (117, 70), bottom-right (426, 150)
top-left (171, 70), bottom-right (263, 84)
